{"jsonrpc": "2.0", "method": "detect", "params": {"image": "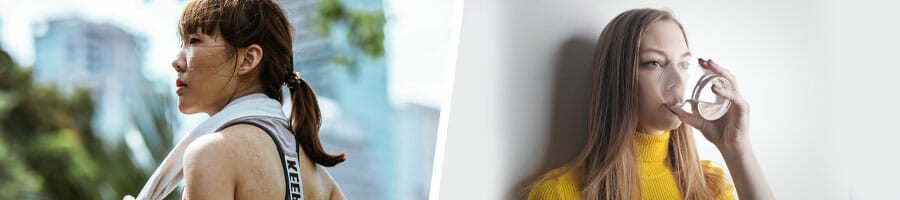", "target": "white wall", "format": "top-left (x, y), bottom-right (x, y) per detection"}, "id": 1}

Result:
top-left (436, 0), bottom-right (858, 199)
top-left (822, 1), bottom-right (900, 199)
